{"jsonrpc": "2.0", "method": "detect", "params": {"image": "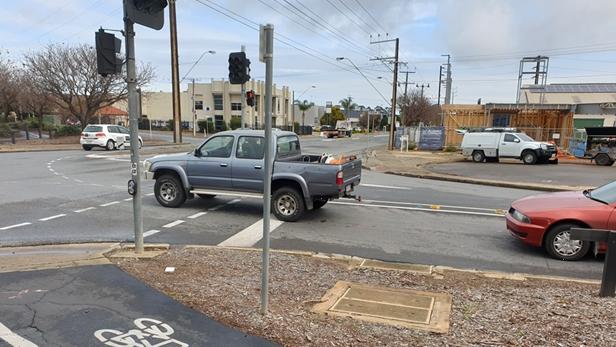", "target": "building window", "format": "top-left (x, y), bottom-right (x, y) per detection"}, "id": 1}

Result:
top-left (195, 100), bottom-right (203, 110)
top-left (214, 94), bottom-right (223, 111)
top-left (255, 97), bottom-right (259, 112)
top-left (231, 102), bottom-right (242, 111)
